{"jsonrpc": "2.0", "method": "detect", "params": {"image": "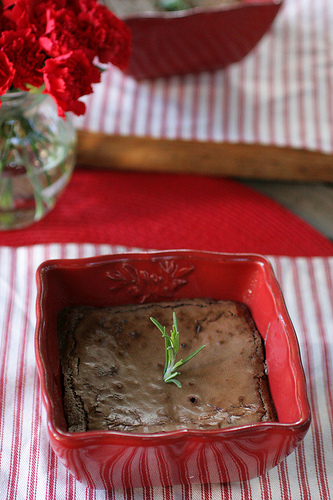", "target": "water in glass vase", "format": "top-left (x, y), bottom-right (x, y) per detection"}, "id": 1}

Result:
top-left (0, 91), bottom-right (77, 230)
